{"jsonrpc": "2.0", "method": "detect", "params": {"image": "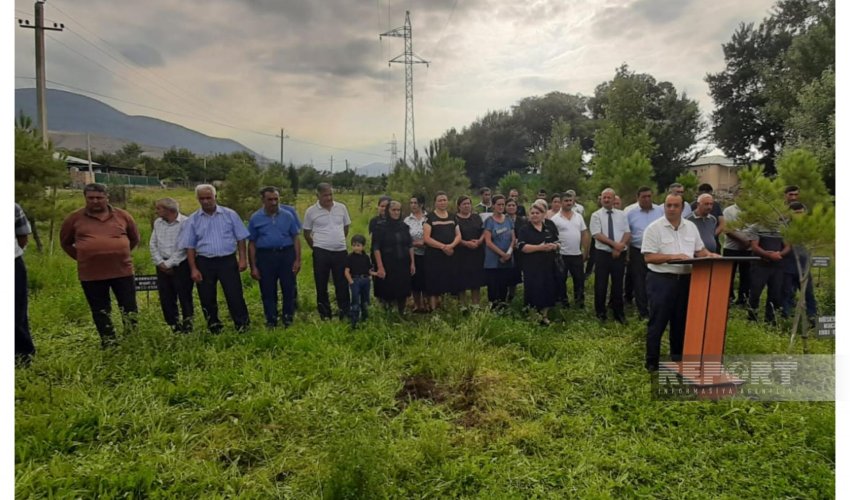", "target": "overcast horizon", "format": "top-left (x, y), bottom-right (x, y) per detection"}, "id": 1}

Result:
top-left (14, 0), bottom-right (778, 169)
